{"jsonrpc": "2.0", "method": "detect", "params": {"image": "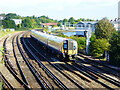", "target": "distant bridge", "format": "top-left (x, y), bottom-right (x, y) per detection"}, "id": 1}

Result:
top-left (63, 29), bottom-right (88, 32)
